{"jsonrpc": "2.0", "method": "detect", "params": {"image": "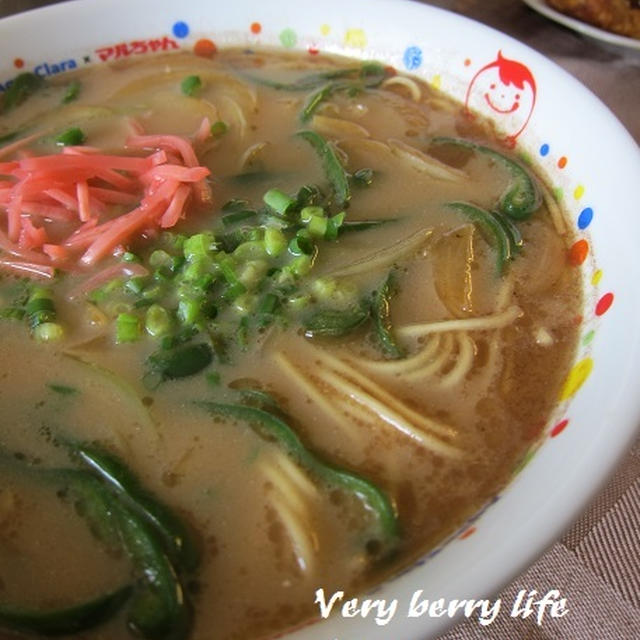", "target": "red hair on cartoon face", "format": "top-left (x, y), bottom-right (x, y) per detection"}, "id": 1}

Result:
top-left (492, 50), bottom-right (536, 92)
top-left (465, 51), bottom-right (537, 147)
